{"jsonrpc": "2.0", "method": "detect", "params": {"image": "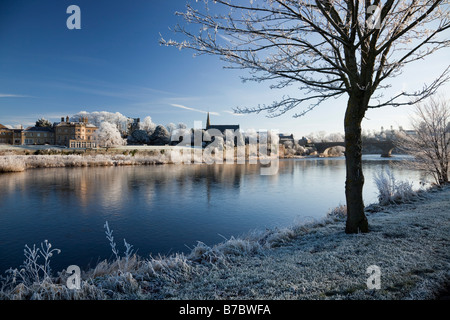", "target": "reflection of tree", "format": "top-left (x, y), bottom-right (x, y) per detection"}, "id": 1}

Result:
top-left (0, 164), bottom-right (269, 216)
